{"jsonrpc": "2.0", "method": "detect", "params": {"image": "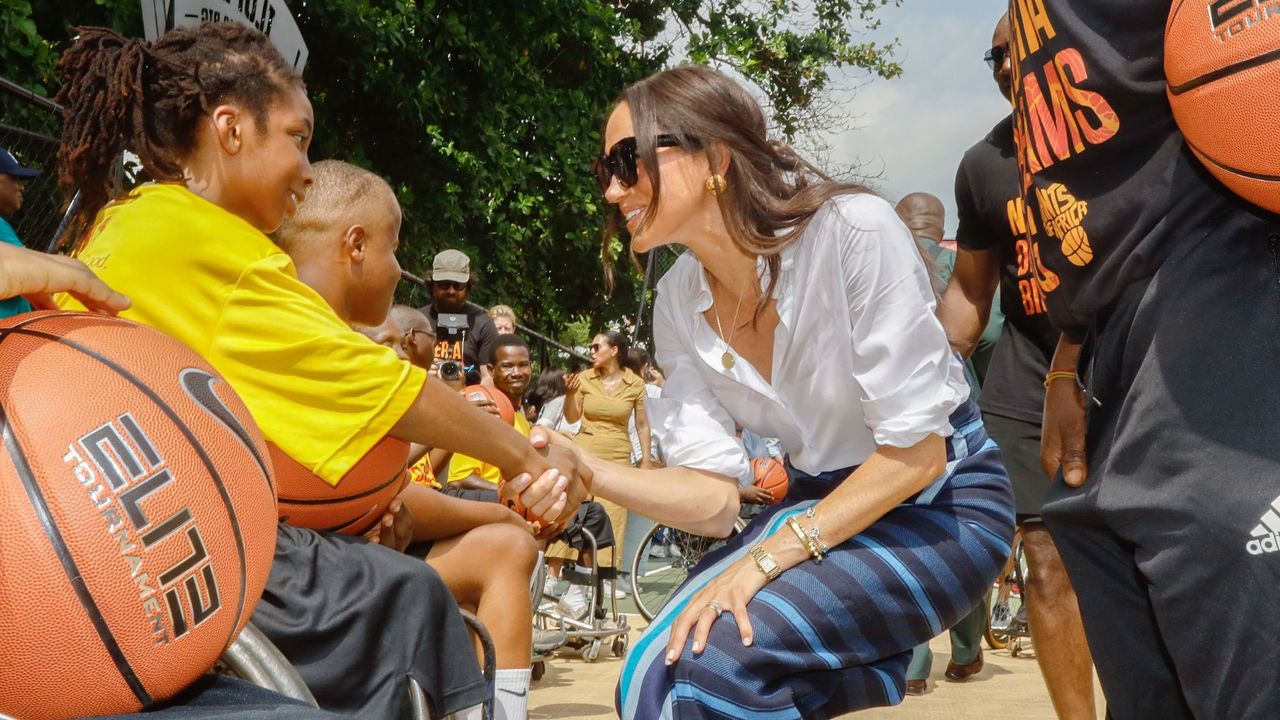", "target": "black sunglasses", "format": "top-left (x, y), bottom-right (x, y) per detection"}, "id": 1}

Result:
top-left (433, 280), bottom-right (467, 291)
top-left (593, 134), bottom-right (689, 192)
top-left (984, 44), bottom-right (1009, 70)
